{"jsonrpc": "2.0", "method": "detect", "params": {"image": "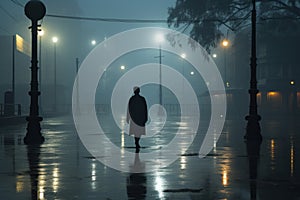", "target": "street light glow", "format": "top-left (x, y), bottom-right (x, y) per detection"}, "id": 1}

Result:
top-left (190, 71), bottom-right (194, 75)
top-left (91, 40), bottom-right (96, 45)
top-left (38, 29), bottom-right (44, 36)
top-left (222, 39), bottom-right (229, 47)
top-left (52, 36), bottom-right (58, 43)
top-left (155, 33), bottom-right (164, 43)
top-left (120, 65), bottom-right (125, 70)
top-left (212, 53), bottom-right (217, 58)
